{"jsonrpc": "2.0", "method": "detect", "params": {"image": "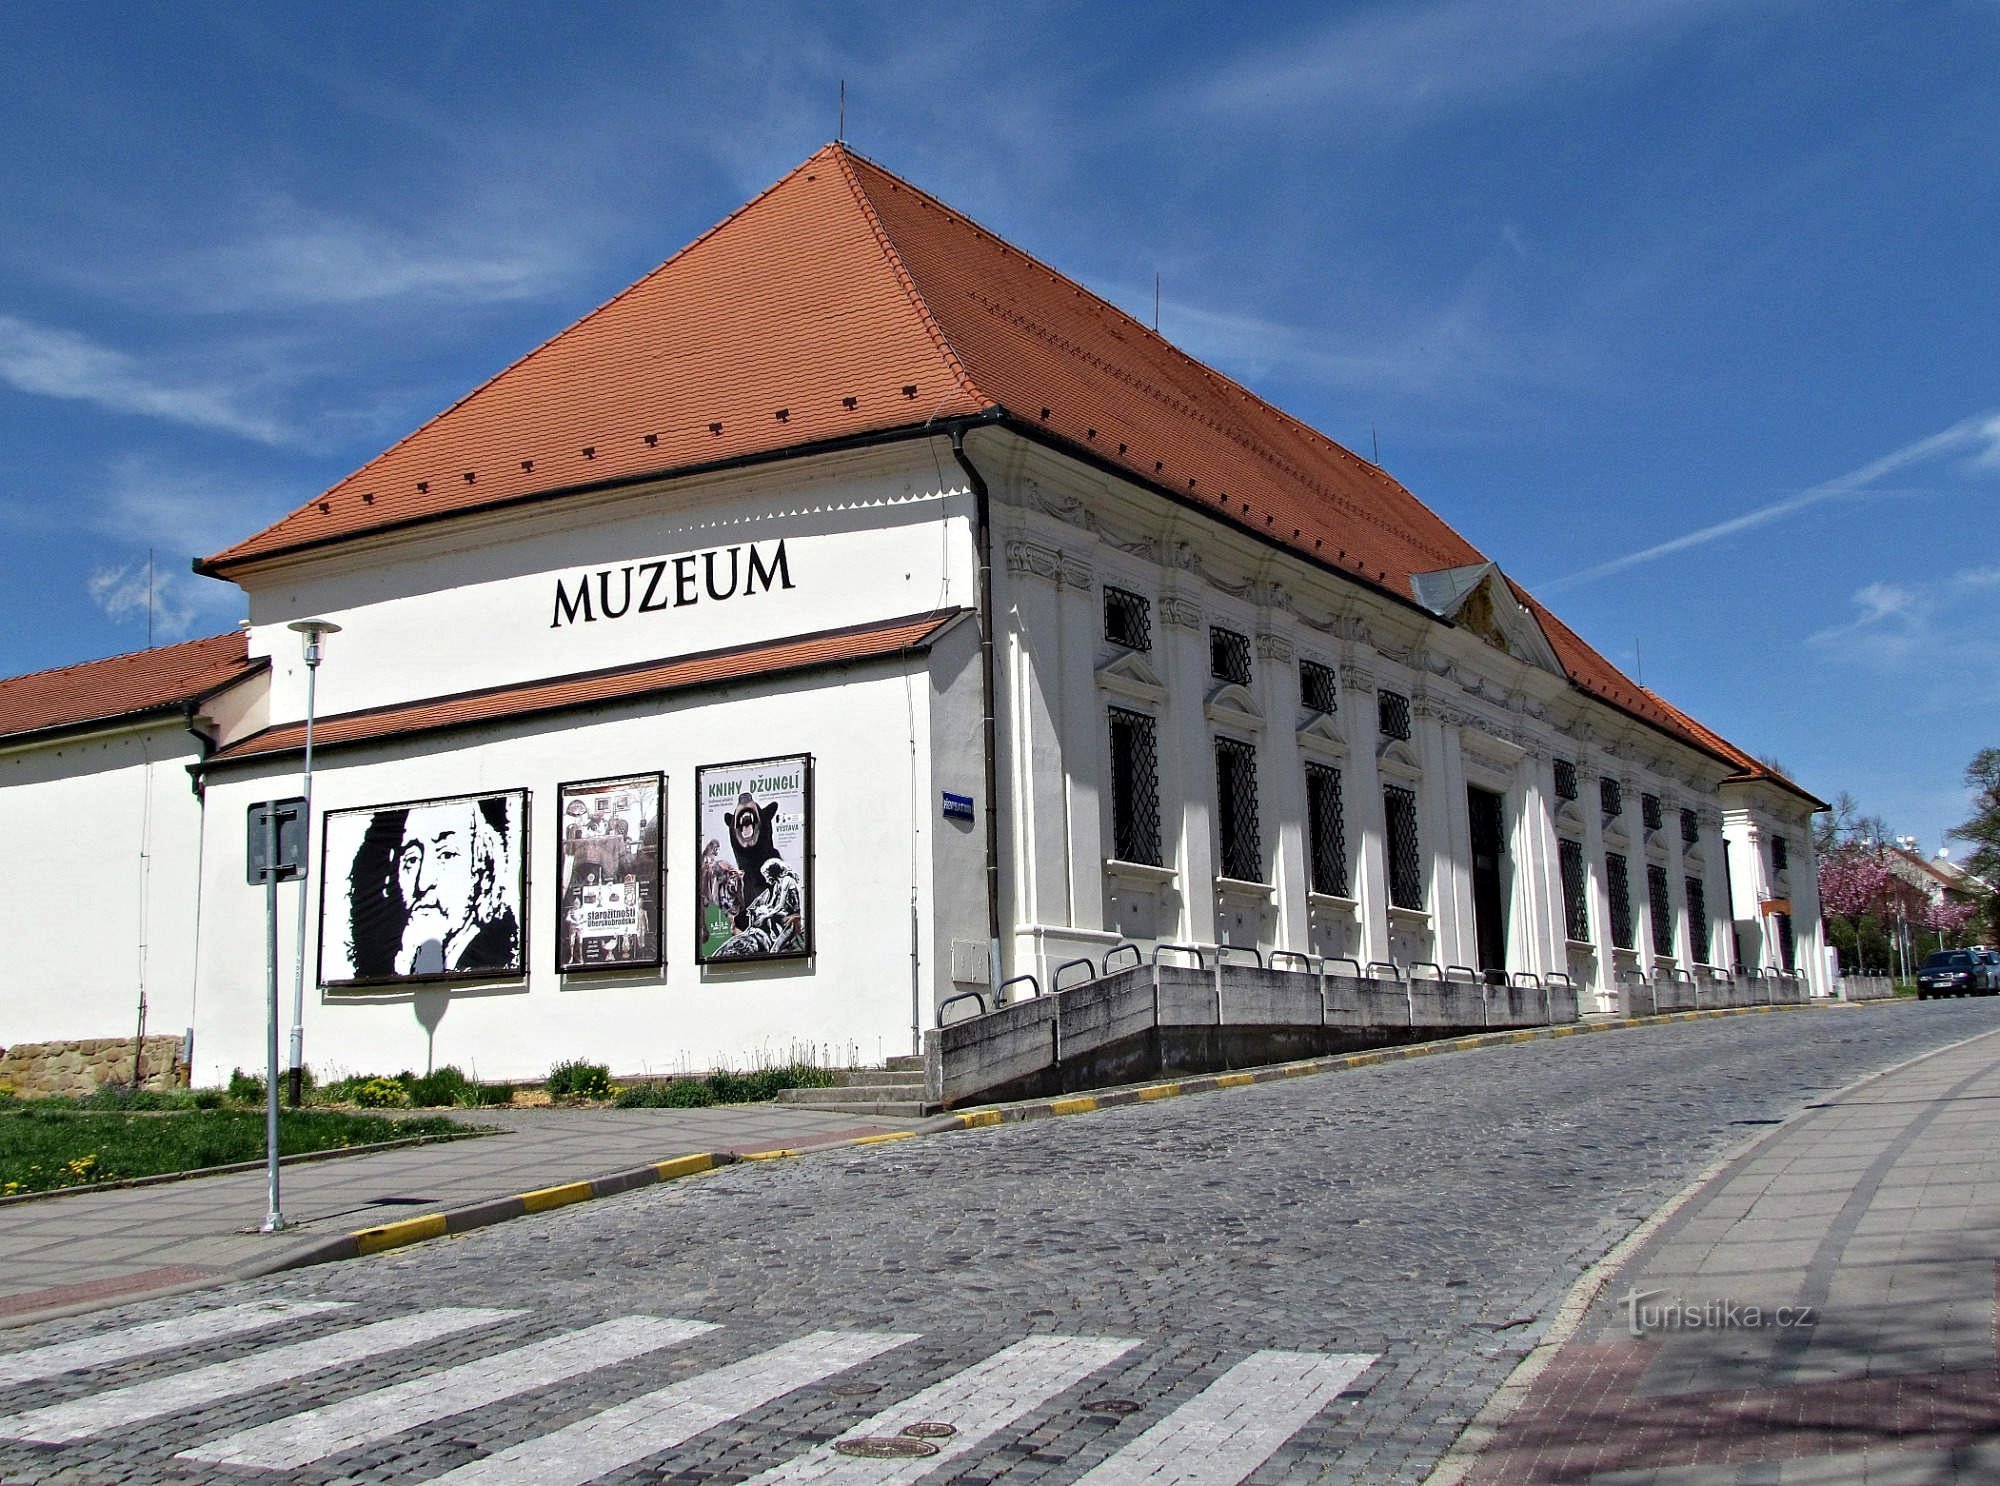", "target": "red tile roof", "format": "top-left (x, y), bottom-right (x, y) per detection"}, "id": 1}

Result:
top-left (206, 609), bottom-right (965, 765)
top-left (1634, 683), bottom-right (1828, 810)
top-left (194, 142), bottom-right (1777, 781)
top-left (0, 631), bottom-right (257, 745)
